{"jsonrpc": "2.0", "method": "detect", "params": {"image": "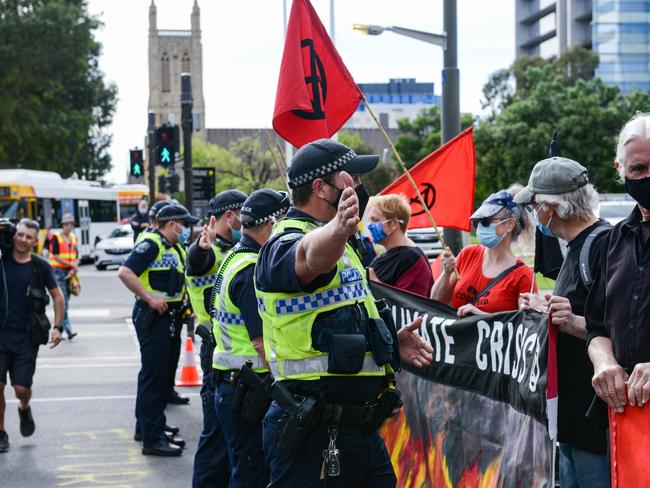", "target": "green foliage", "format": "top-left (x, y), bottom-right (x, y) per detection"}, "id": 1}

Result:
top-left (0, 0), bottom-right (116, 180)
top-left (337, 130), bottom-right (399, 195)
top-left (192, 137), bottom-right (286, 195)
top-left (474, 47), bottom-right (650, 202)
top-left (393, 105), bottom-right (474, 168)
